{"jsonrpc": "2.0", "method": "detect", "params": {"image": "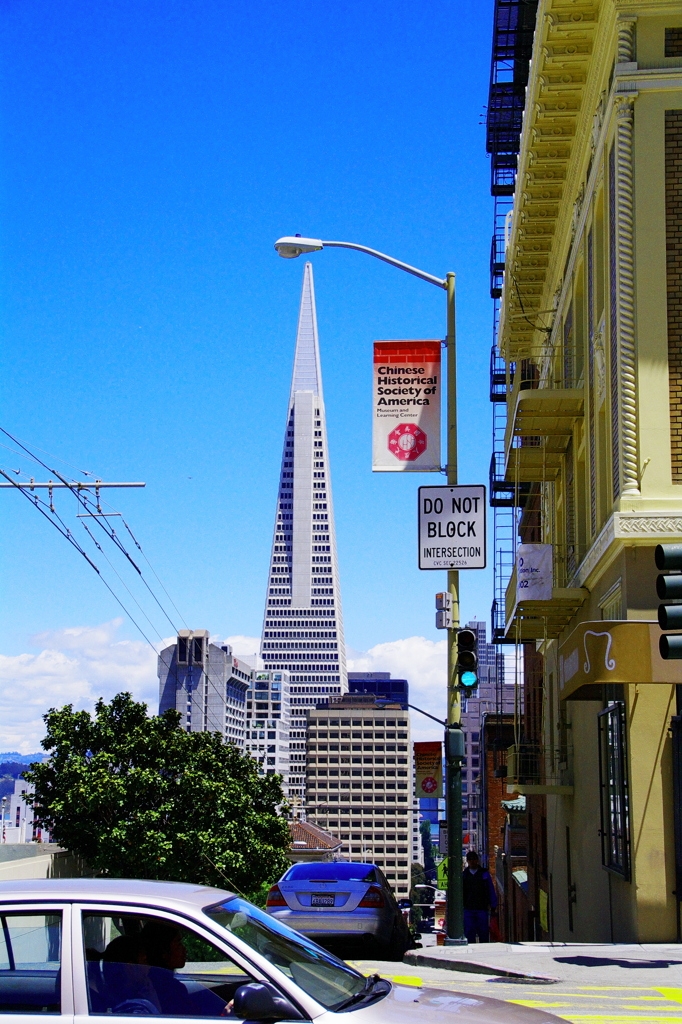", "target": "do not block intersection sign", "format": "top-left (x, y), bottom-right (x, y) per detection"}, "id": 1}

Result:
top-left (418, 485), bottom-right (486, 570)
